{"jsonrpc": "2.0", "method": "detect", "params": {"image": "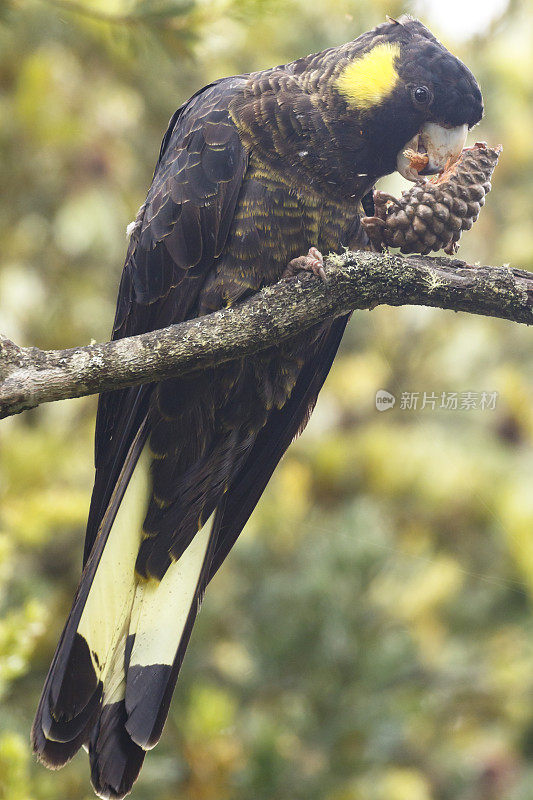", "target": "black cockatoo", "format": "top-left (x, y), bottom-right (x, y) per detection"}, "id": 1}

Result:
top-left (33, 16), bottom-right (483, 798)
